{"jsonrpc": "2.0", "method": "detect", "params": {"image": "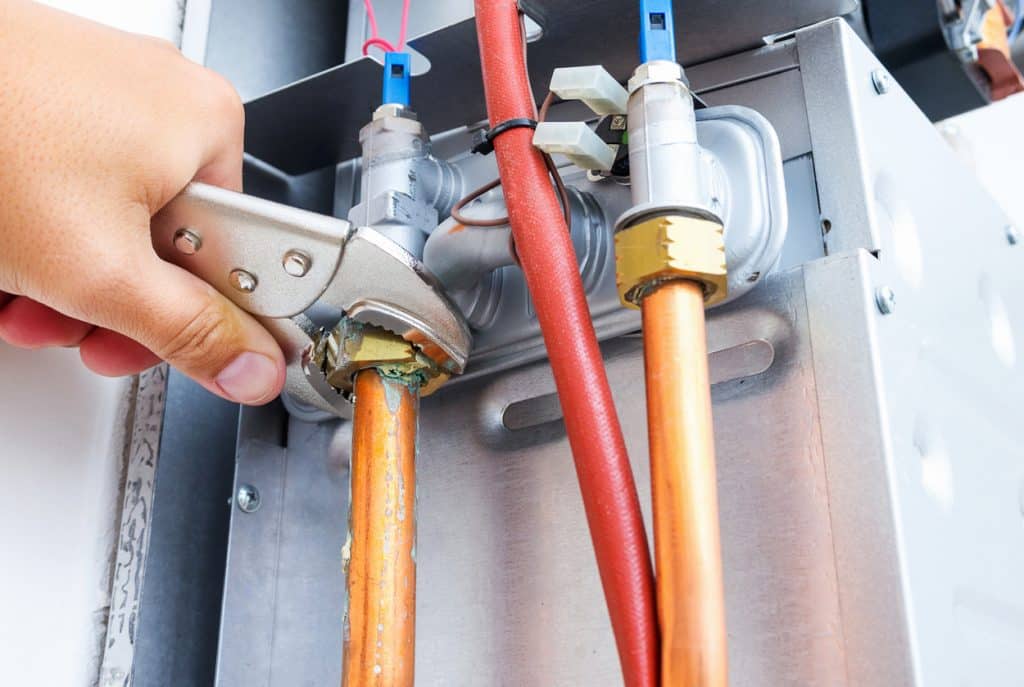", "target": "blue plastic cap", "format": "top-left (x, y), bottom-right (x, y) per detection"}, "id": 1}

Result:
top-left (382, 52), bottom-right (411, 107)
top-left (639, 0), bottom-right (677, 63)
